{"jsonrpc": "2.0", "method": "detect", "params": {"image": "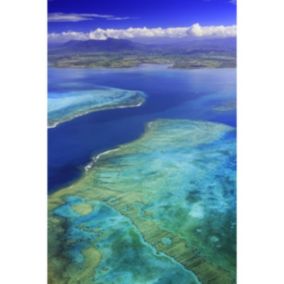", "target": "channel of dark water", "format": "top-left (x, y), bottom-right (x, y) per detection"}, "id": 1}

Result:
top-left (48, 67), bottom-right (236, 193)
